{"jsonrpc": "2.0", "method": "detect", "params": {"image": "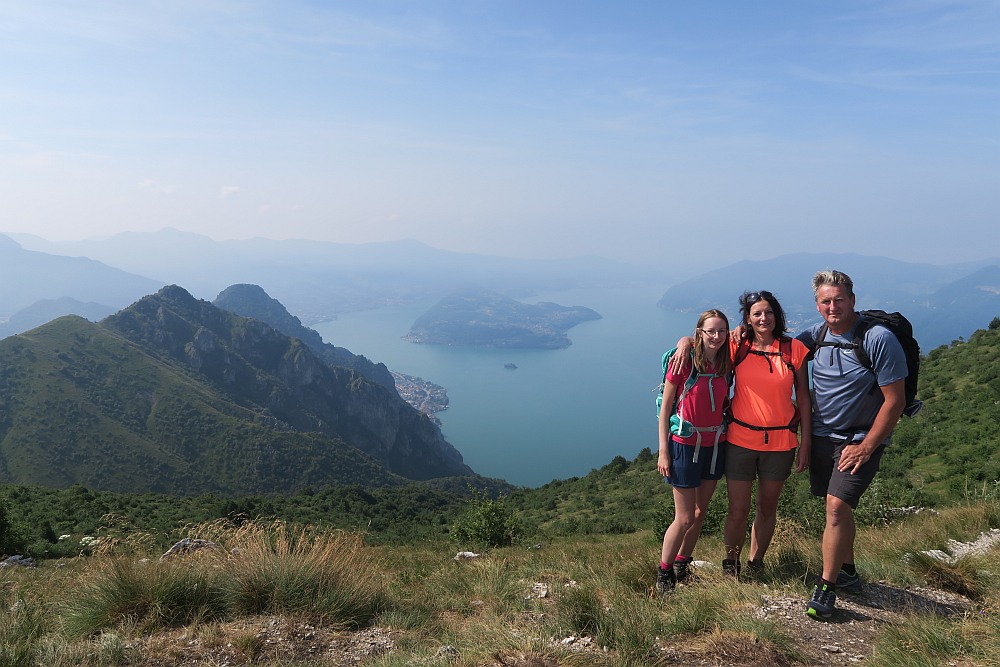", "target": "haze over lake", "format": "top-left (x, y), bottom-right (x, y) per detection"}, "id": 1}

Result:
top-left (315, 286), bottom-right (694, 487)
